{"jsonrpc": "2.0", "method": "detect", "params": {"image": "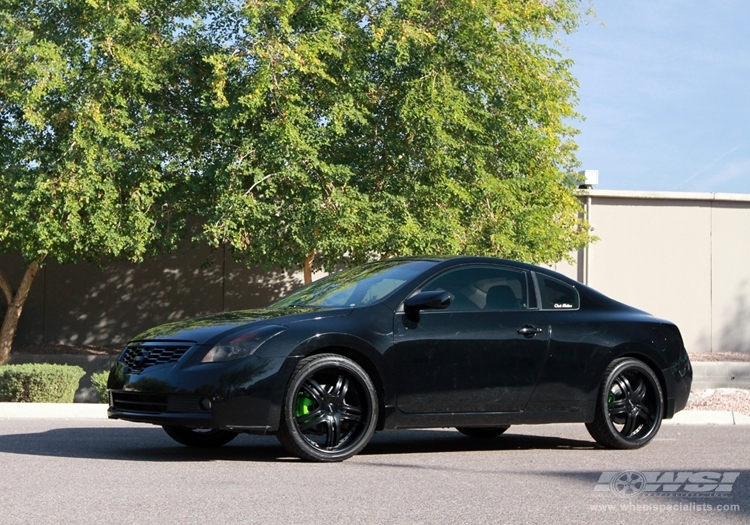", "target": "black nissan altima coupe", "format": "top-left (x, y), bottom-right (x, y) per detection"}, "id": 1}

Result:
top-left (107, 257), bottom-right (692, 461)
